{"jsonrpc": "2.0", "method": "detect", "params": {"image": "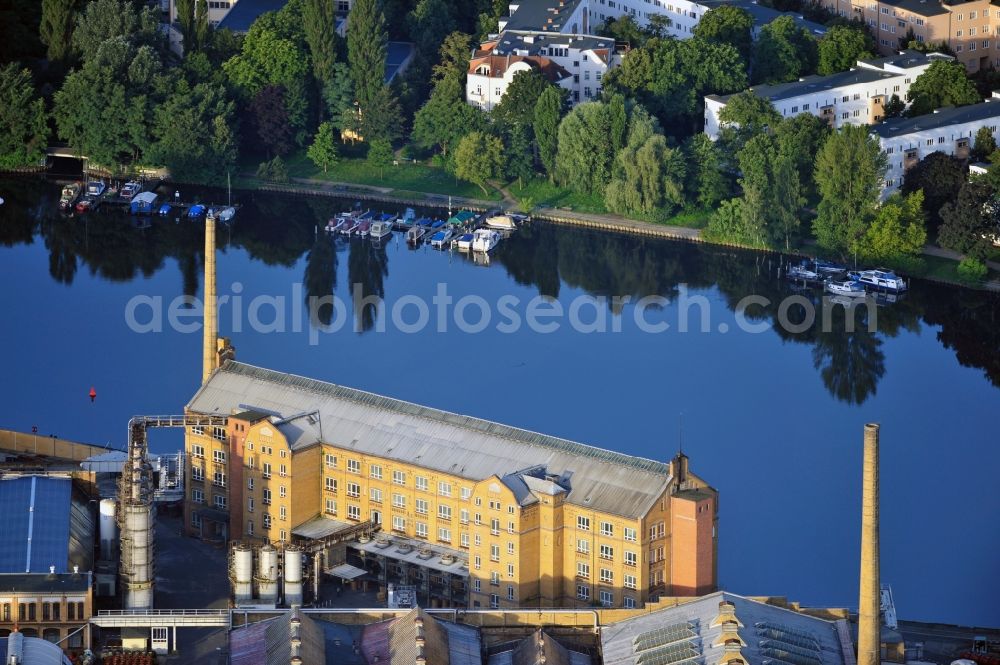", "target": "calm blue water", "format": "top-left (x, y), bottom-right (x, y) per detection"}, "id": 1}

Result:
top-left (1, 177), bottom-right (997, 625)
